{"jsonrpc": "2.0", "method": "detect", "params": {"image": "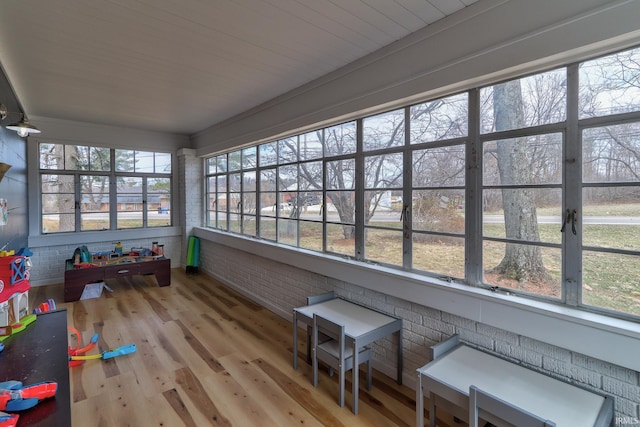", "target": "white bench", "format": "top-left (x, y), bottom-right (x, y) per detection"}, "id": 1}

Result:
top-left (416, 335), bottom-right (614, 427)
